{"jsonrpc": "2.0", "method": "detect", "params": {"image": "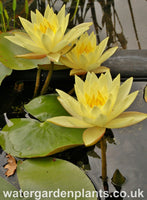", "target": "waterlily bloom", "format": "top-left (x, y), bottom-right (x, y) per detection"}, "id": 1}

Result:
top-left (59, 32), bottom-right (118, 75)
top-left (48, 72), bottom-right (147, 146)
top-left (5, 5), bottom-right (92, 62)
